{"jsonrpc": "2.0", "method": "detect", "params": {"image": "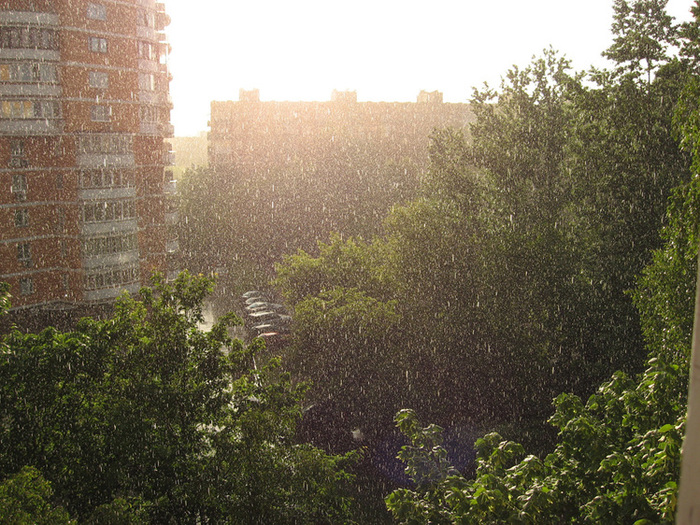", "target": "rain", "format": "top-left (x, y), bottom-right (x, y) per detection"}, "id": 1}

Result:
top-left (1, 0), bottom-right (700, 523)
